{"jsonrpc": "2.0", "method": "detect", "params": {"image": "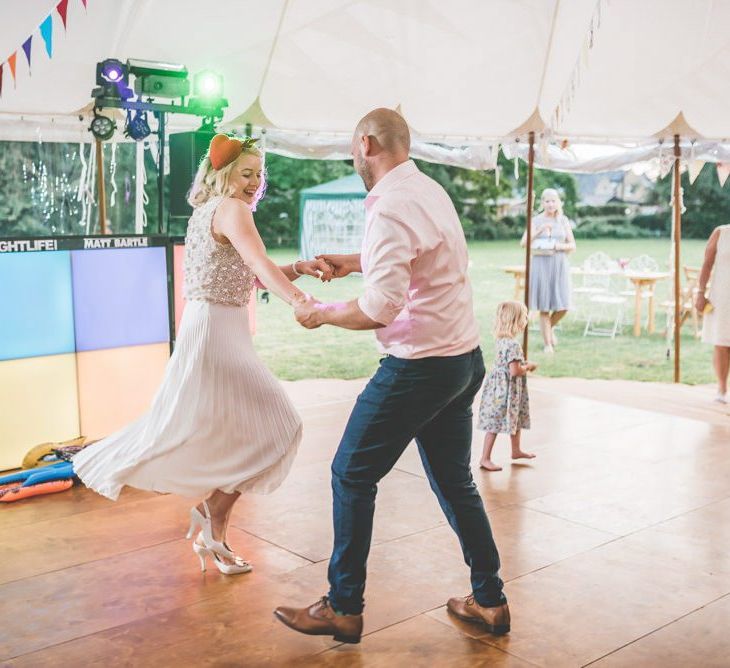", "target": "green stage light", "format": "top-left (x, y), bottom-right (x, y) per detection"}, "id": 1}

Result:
top-left (193, 70), bottom-right (224, 98)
